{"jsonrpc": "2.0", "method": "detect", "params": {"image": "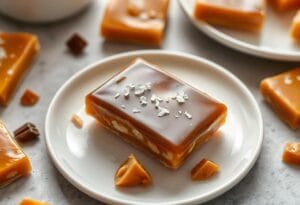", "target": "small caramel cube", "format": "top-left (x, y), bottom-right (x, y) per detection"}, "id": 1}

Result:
top-left (101, 0), bottom-right (169, 45)
top-left (19, 198), bottom-right (49, 205)
top-left (115, 154), bottom-right (152, 187)
top-left (290, 11), bottom-right (300, 42)
top-left (0, 120), bottom-right (31, 187)
top-left (0, 32), bottom-right (40, 106)
top-left (191, 159), bottom-right (219, 180)
top-left (260, 68), bottom-right (300, 129)
top-left (20, 89), bottom-right (39, 106)
top-left (194, 0), bottom-right (266, 32)
top-left (269, 0), bottom-right (300, 11)
top-left (282, 142), bottom-right (300, 165)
